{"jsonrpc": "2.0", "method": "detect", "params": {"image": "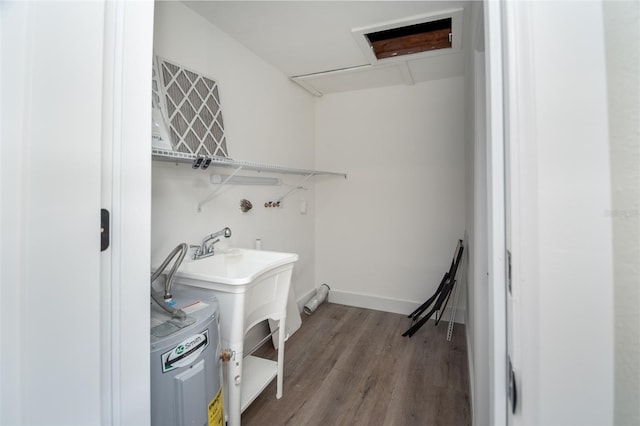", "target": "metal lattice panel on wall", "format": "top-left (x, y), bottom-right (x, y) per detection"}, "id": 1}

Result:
top-left (155, 56), bottom-right (229, 157)
top-left (152, 62), bottom-right (161, 109)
